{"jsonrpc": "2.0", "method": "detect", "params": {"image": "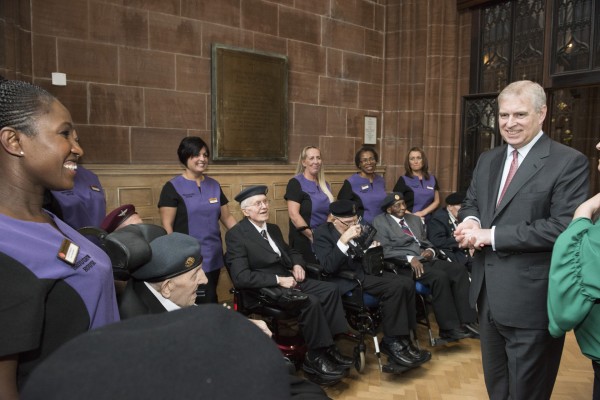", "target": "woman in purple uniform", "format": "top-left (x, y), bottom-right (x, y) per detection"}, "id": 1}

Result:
top-left (0, 79), bottom-right (119, 399)
top-left (393, 147), bottom-right (440, 223)
top-left (337, 146), bottom-right (387, 224)
top-left (285, 146), bottom-right (335, 263)
top-left (158, 137), bottom-right (237, 304)
top-left (44, 164), bottom-right (107, 230)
